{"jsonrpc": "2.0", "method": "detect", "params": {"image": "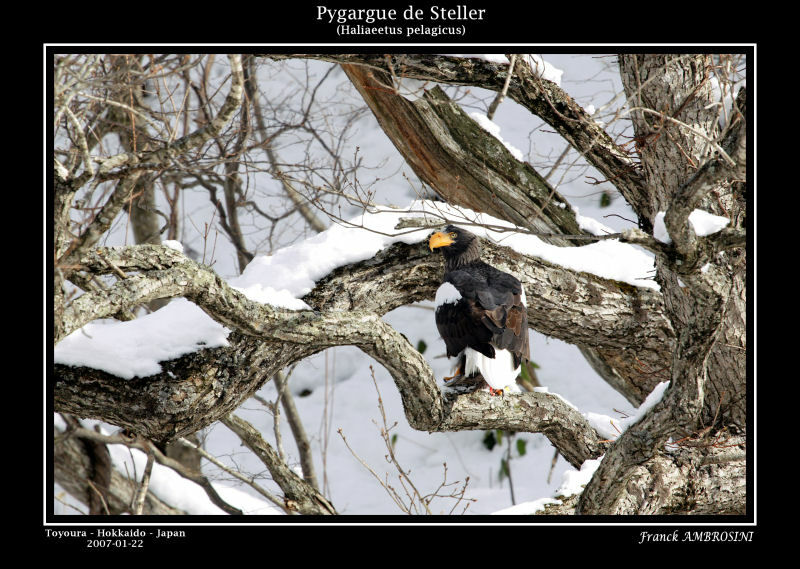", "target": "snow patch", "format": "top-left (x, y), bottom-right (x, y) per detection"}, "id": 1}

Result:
top-left (654, 210), bottom-right (730, 244)
top-left (534, 386), bottom-right (579, 411)
top-left (54, 299), bottom-right (230, 379)
top-left (555, 457), bottom-right (603, 498)
top-left (689, 209), bottom-right (730, 236)
top-left (162, 240), bottom-right (184, 252)
top-left (585, 381), bottom-right (670, 438)
top-left (523, 54), bottom-right (563, 85)
top-left (469, 112), bottom-right (524, 161)
top-left (575, 206), bottom-right (616, 236)
top-left (653, 212), bottom-right (670, 243)
top-left (492, 497), bottom-right (562, 515)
